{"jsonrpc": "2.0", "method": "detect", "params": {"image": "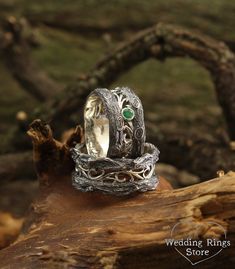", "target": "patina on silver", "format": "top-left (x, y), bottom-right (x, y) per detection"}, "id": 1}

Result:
top-left (84, 87), bottom-right (145, 159)
top-left (71, 143), bottom-right (160, 196)
top-left (73, 87), bottom-right (159, 196)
